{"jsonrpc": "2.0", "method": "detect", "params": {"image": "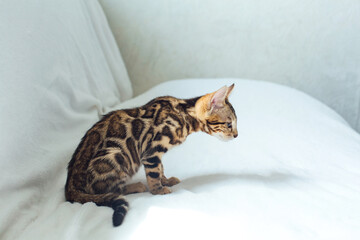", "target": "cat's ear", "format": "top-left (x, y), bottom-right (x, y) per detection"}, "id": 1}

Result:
top-left (226, 83), bottom-right (235, 98)
top-left (209, 85), bottom-right (228, 112)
